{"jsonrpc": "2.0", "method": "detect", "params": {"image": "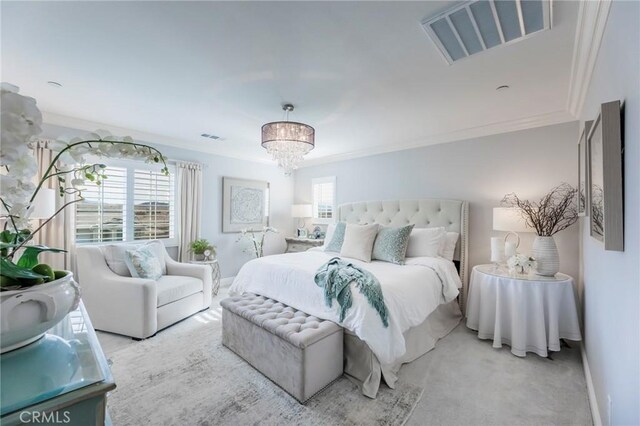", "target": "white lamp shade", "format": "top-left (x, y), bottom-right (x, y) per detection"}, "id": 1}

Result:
top-left (31, 188), bottom-right (56, 219)
top-left (291, 204), bottom-right (313, 218)
top-left (493, 207), bottom-right (532, 232)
